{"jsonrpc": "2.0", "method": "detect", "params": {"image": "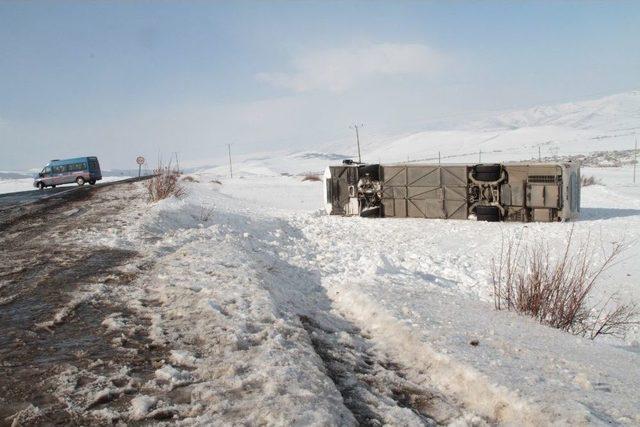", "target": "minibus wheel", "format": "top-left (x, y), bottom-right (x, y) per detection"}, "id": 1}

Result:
top-left (37, 182), bottom-right (45, 190)
top-left (76, 177), bottom-right (85, 186)
top-left (89, 180), bottom-right (96, 185)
